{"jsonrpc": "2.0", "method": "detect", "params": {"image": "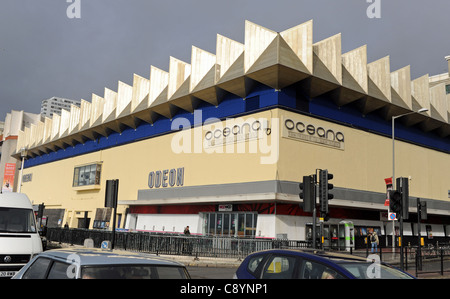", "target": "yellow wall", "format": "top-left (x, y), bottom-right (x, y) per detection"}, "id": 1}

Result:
top-left (20, 108), bottom-right (450, 228)
top-left (277, 109), bottom-right (450, 201)
top-left (21, 110), bottom-right (278, 228)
